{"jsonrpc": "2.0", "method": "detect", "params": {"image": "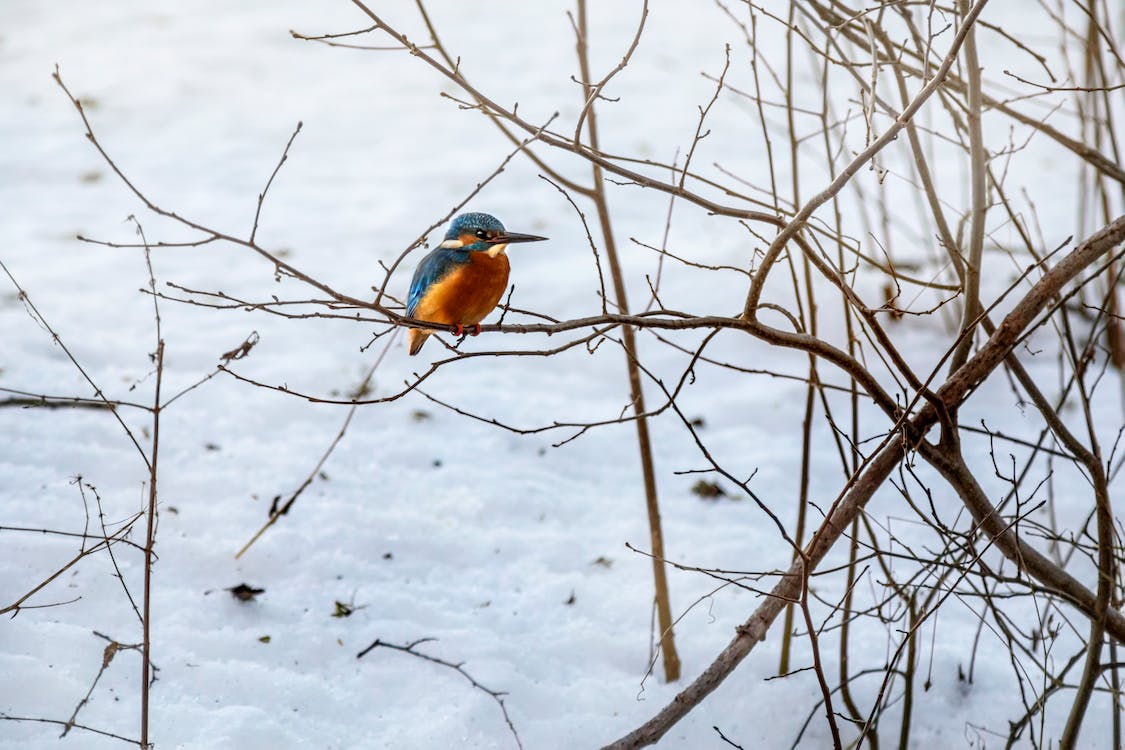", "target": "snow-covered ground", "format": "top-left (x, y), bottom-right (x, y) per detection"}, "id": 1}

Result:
top-left (2, 1), bottom-right (1122, 748)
